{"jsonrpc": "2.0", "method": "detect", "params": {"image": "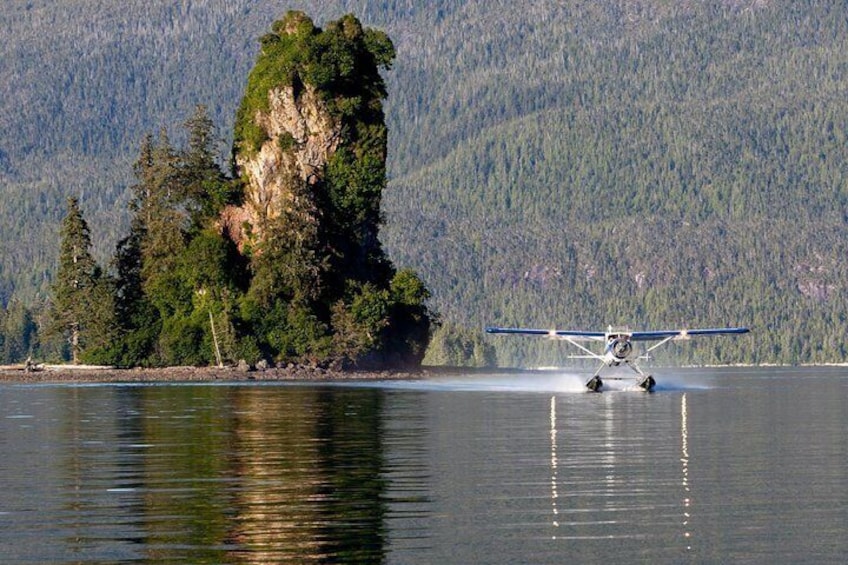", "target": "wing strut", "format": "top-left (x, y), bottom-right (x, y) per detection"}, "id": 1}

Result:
top-left (638, 334), bottom-right (678, 359)
top-left (560, 336), bottom-right (605, 361)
